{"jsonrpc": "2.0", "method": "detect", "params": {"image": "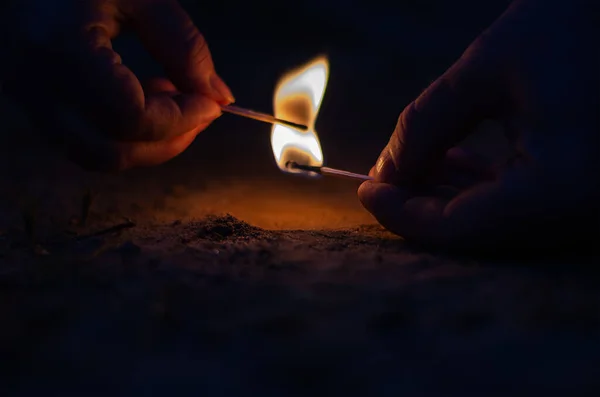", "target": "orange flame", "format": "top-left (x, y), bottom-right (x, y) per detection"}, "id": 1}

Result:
top-left (271, 56), bottom-right (329, 175)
